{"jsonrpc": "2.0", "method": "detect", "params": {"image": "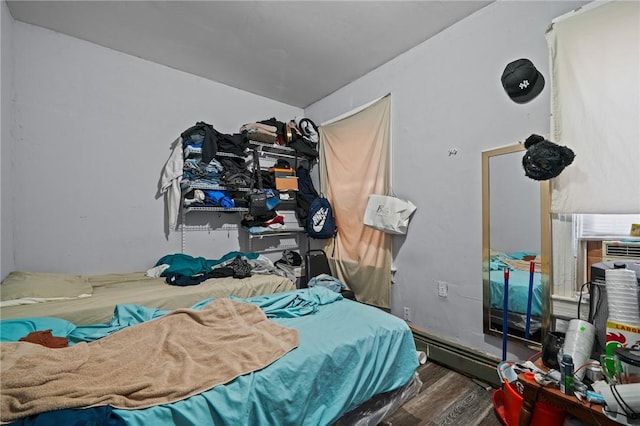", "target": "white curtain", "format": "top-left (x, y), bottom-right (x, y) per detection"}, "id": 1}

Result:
top-left (319, 95), bottom-right (391, 308)
top-left (546, 0), bottom-right (640, 214)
